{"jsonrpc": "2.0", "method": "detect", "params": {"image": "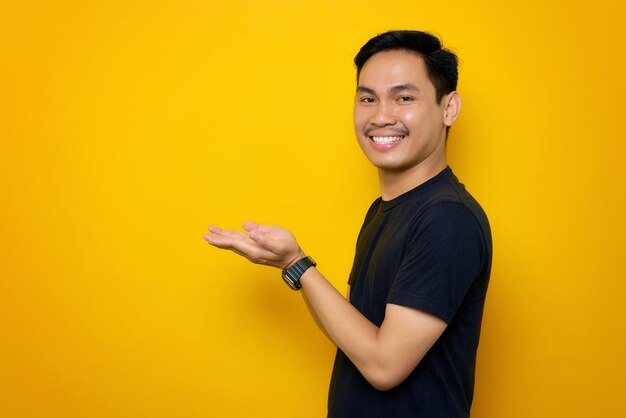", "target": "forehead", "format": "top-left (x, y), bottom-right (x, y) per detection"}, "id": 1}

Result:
top-left (358, 49), bottom-right (431, 90)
